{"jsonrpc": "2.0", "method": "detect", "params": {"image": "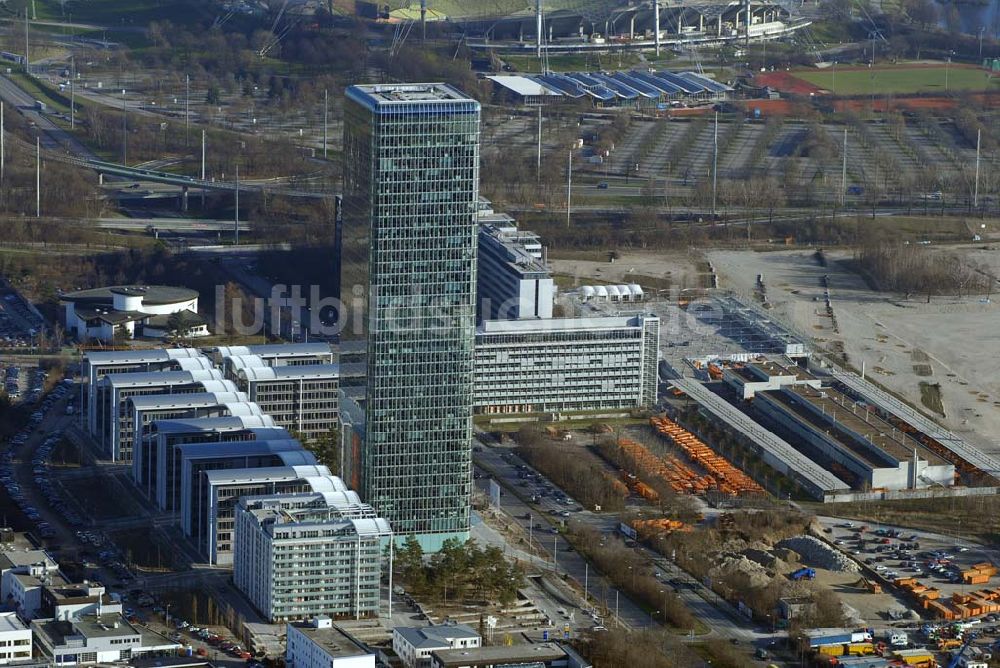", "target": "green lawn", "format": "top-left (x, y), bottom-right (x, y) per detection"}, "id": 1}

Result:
top-left (795, 65), bottom-right (999, 95)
